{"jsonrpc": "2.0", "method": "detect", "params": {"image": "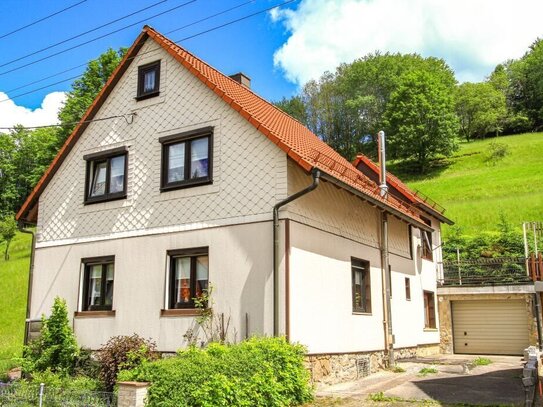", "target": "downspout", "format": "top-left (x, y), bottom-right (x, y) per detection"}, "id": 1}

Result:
top-left (18, 222), bottom-right (36, 345)
top-left (273, 168), bottom-right (321, 336)
top-left (378, 130), bottom-right (394, 367)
